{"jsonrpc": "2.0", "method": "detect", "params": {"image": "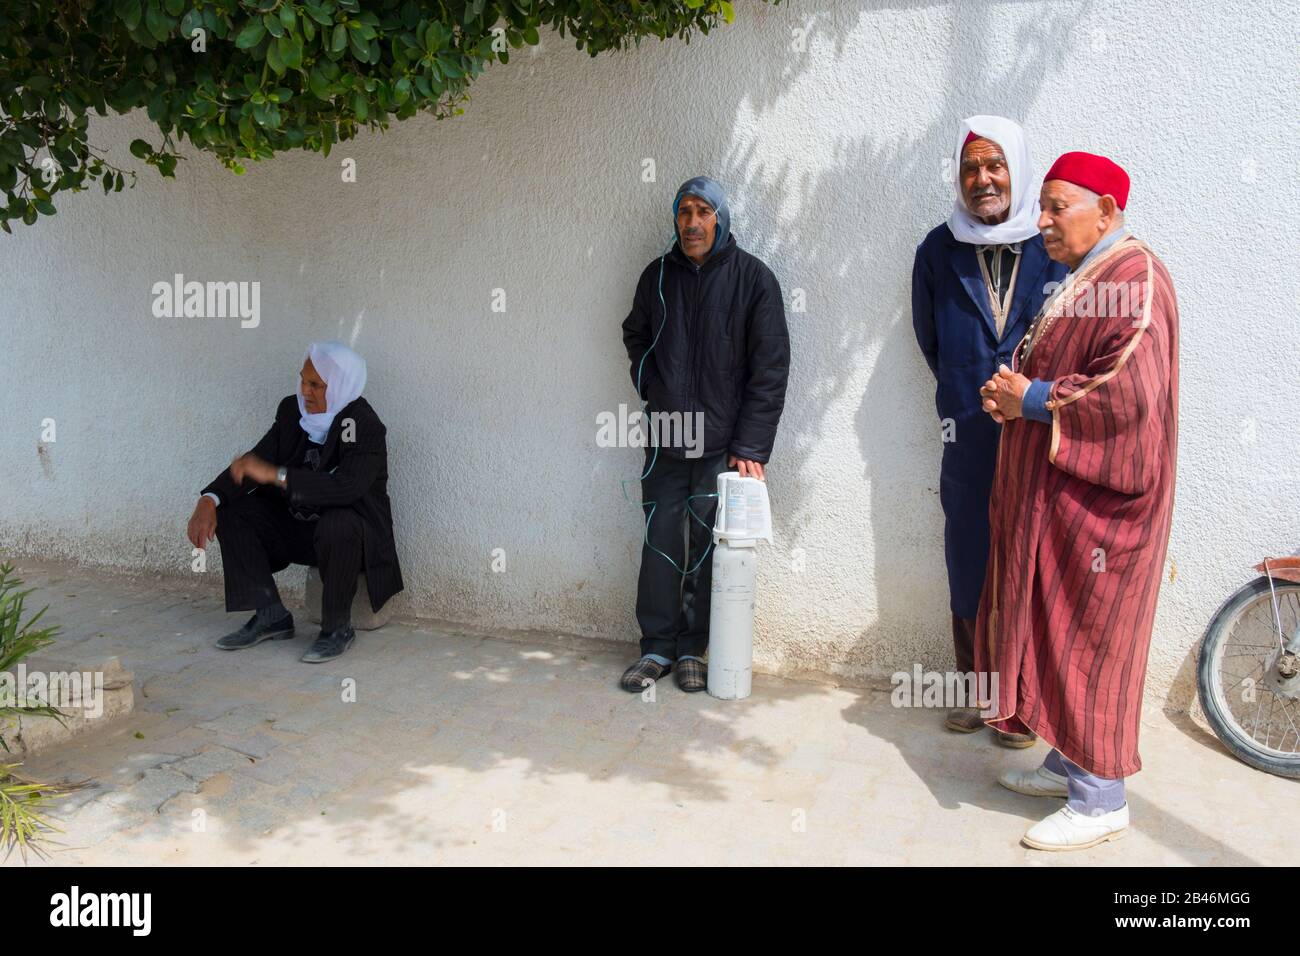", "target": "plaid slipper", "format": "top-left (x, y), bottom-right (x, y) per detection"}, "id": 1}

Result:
top-left (620, 657), bottom-right (670, 693)
top-left (674, 657), bottom-right (707, 693)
